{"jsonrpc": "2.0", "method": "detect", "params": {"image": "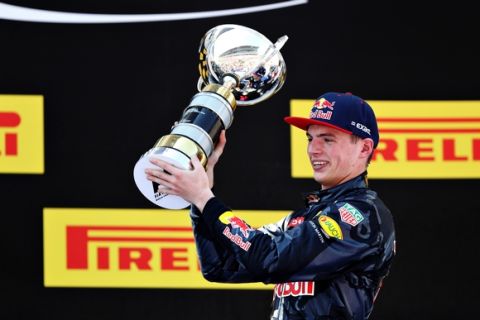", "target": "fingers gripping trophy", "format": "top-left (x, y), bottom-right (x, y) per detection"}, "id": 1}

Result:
top-left (133, 24), bottom-right (288, 209)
